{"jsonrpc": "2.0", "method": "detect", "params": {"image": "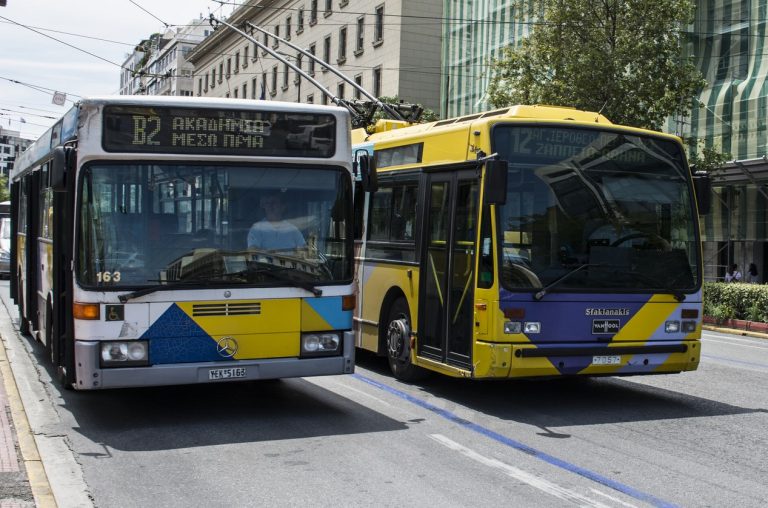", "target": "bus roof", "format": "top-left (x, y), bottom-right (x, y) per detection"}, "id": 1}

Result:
top-left (352, 104), bottom-right (683, 171)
